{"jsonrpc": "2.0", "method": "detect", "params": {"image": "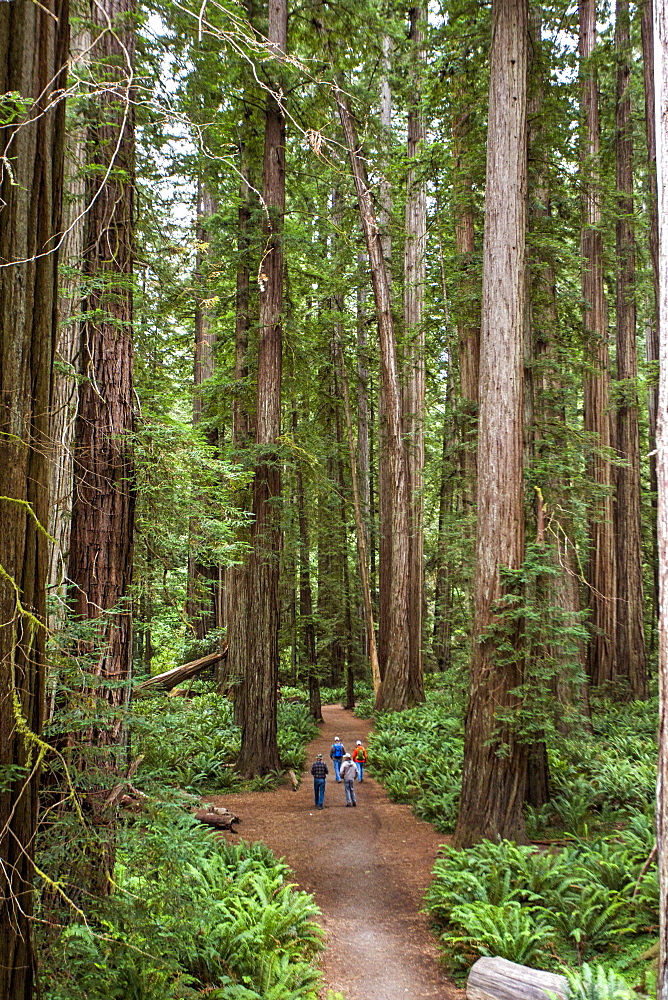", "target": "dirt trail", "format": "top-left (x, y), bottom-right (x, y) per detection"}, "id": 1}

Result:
top-left (213, 703), bottom-right (463, 1000)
